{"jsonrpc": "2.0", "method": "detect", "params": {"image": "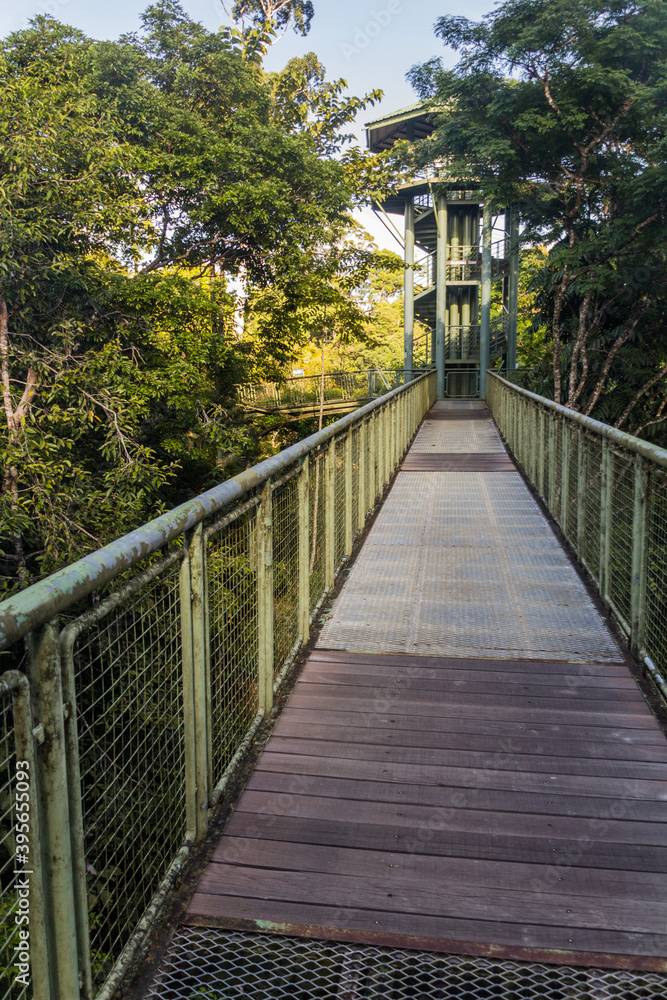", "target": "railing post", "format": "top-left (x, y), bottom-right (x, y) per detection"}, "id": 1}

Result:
top-left (599, 440), bottom-right (612, 601)
top-left (576, 427), bottom-right (587, 560)
top-left (298, 458), bottom-right (310, 644)
top-left (257, 481), bottom-right (274, 713)
top-left (344, 429), bottom-right (353, 557)
top-left (560, 419), bottom-right (570, 533)
top-left (30, 621), bottom-right (81, 1000)
top-left (180, 526), bottom-right (209, 844)
top-left (325, 439), bottom-right (336, 589)
top-left (630, 456), bottom-right (649, 658)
